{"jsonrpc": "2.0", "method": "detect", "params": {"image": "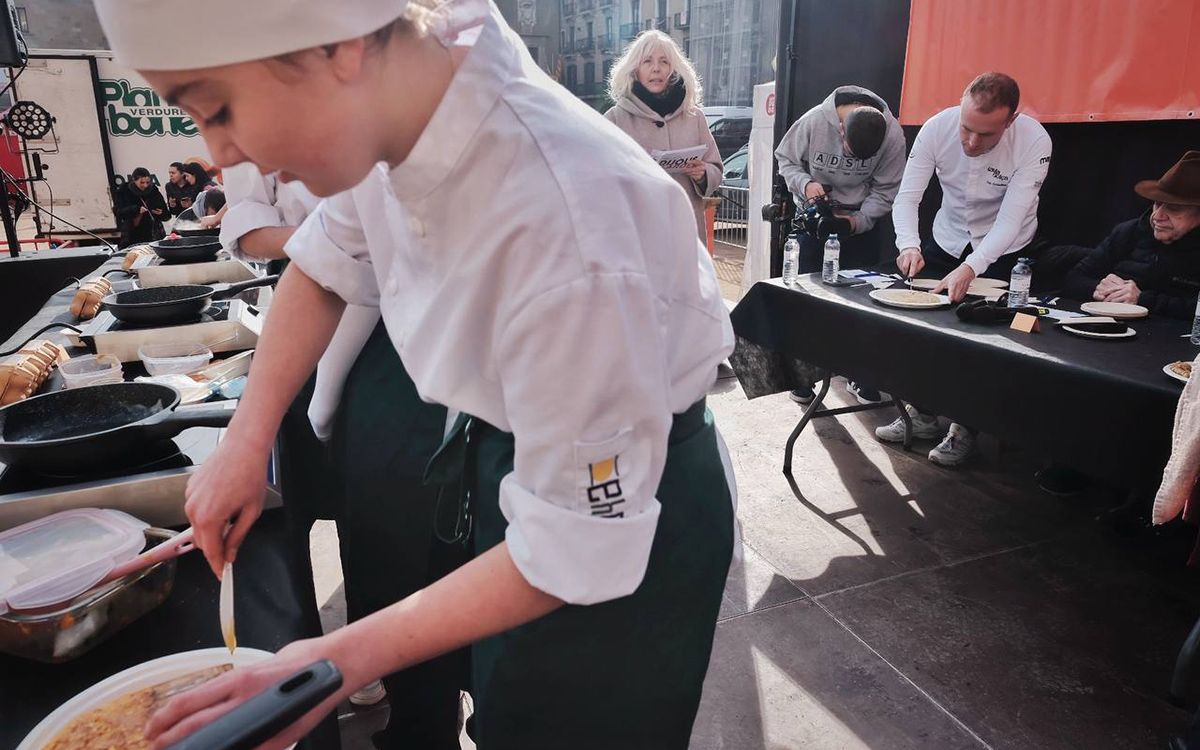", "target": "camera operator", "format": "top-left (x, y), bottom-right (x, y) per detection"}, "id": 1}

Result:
top-left (776, 85), bottom-right (906, 272)
top-left (776, 85), bottom-right (906, 406)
